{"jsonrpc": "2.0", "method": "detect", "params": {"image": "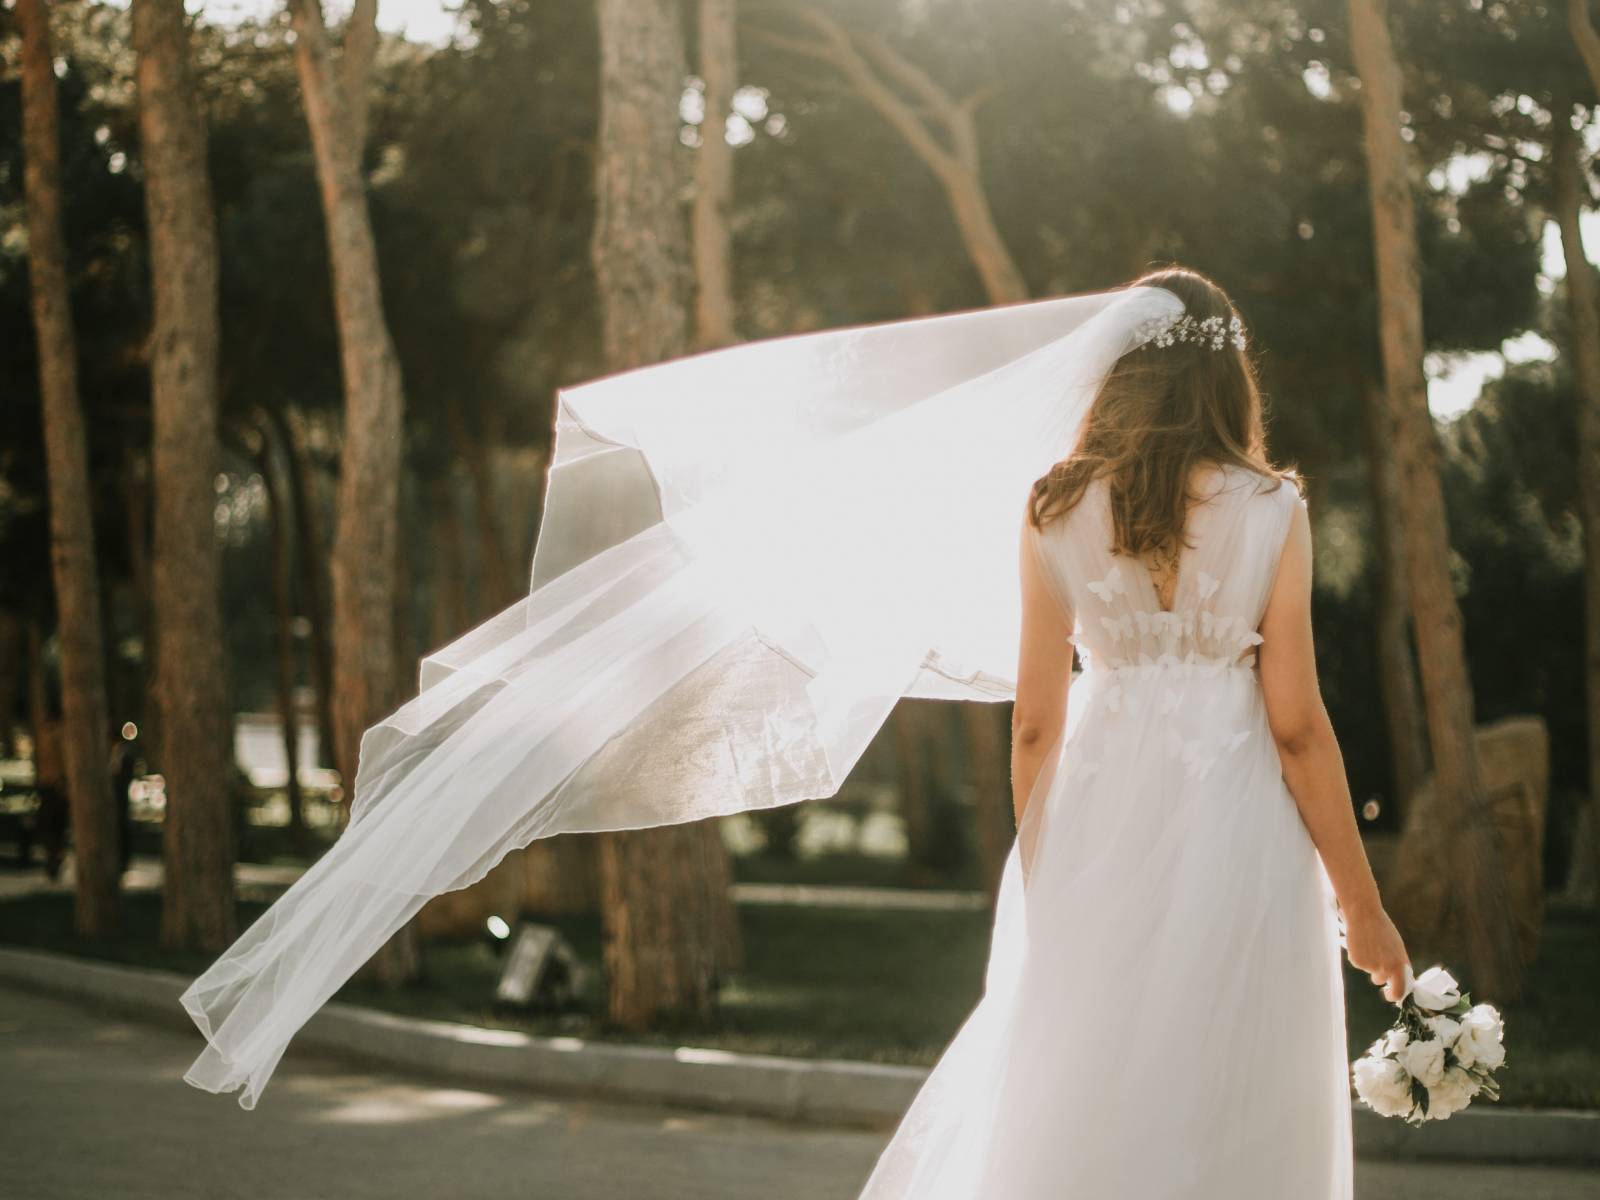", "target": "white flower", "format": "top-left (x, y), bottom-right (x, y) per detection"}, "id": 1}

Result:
top-left (1378, 1027), bottom-right (1410, 1057)
top-left (1424, 1014), bottom-right (1462, 1048)
top-left (1400, 1036), bottom-right (1446, 1087)
top-left (1456, 1004), bottom-right (1506, 1071)
top-left (1426, 1065), bottom-right (1480, 1120)
top-left (1409, 966), bottom-right (1462, 1012)
top-left (1353, 1055), bottom-right (1414, 1118)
